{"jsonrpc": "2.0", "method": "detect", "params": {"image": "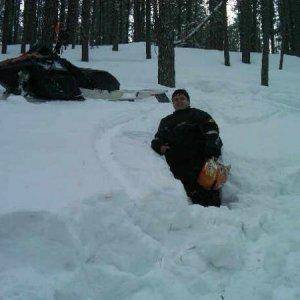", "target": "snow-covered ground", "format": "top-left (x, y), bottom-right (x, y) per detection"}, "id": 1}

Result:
top-left (0, 43), bottom-right (299, 300)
